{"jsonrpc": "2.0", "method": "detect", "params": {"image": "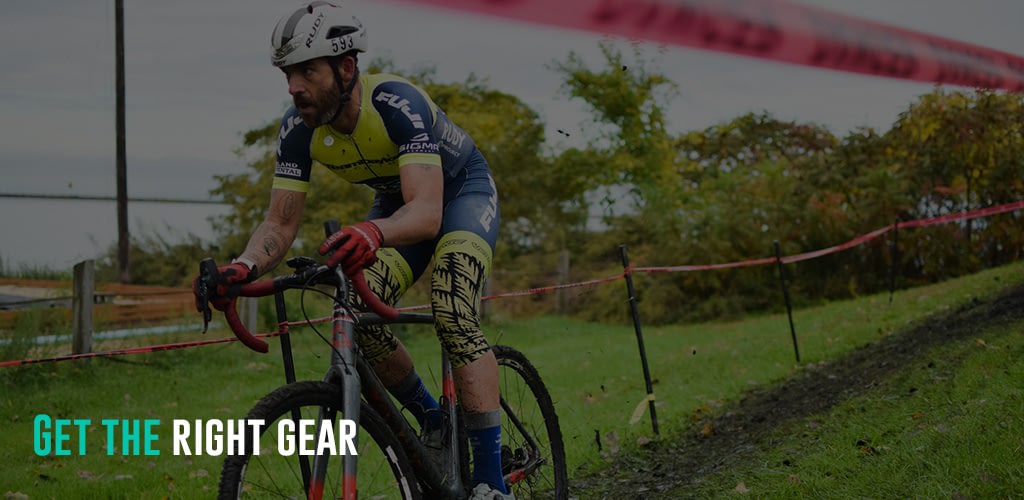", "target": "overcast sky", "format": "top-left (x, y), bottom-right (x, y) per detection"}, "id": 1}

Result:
top-left (2, 0), bottom-right (1022, 268)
